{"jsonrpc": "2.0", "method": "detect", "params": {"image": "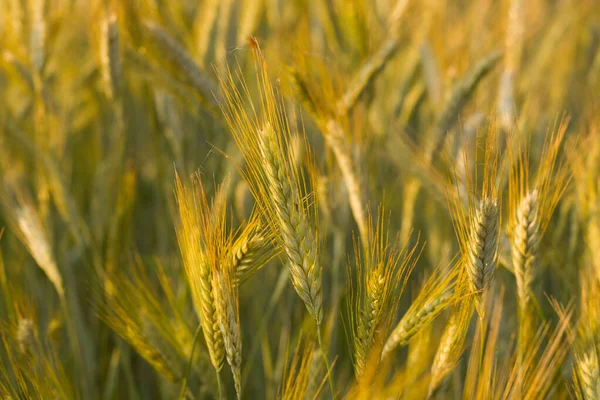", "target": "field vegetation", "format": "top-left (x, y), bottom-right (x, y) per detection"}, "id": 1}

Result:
top-left (0, 0), bottom-right (599, 398)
